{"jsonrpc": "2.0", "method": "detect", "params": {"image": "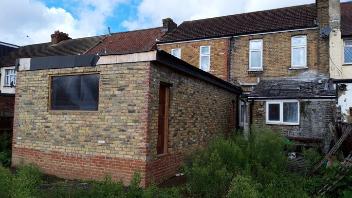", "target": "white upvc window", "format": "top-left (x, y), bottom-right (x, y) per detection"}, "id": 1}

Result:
top-left (344, 40), bottom-right (352, 64)
top-left (171, 48), bottom-right (181, 59)
top-left (249, 39), bottom-right (263, 71)
top-left (4, 69), bottom-right (16, 87)
top-left (266, 100), bottom-right (300, 125)
top-left (199, 46), bottom-right (210, 72)
top-left (291, 35), bottom-right (307, 68)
